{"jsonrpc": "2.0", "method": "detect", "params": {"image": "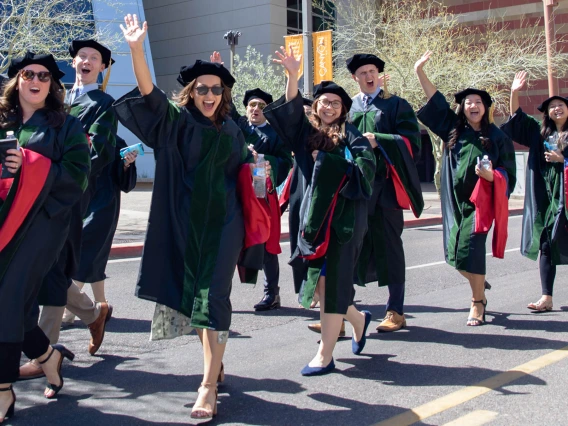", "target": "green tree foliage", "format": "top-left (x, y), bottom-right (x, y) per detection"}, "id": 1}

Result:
top-left (232, 46), bottom-right (286, 114)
